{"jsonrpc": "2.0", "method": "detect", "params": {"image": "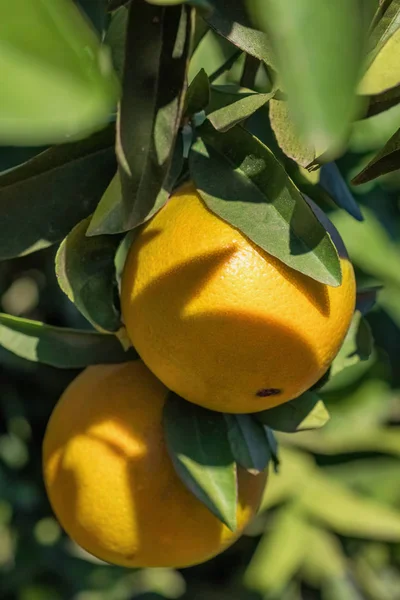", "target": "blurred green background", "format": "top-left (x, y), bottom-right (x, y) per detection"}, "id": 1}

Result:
top-left (1, 2), bottom-right (400, 599)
